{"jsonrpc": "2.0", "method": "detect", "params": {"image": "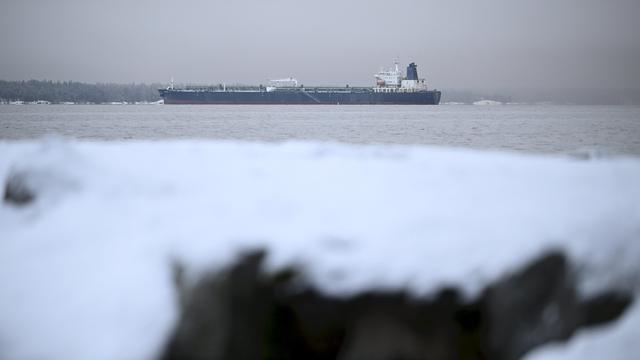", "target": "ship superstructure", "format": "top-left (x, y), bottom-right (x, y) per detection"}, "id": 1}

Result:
top-left (374, 62), bottom-right (429, 93)
top-left (159, 61), bottom-right (440, 105)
